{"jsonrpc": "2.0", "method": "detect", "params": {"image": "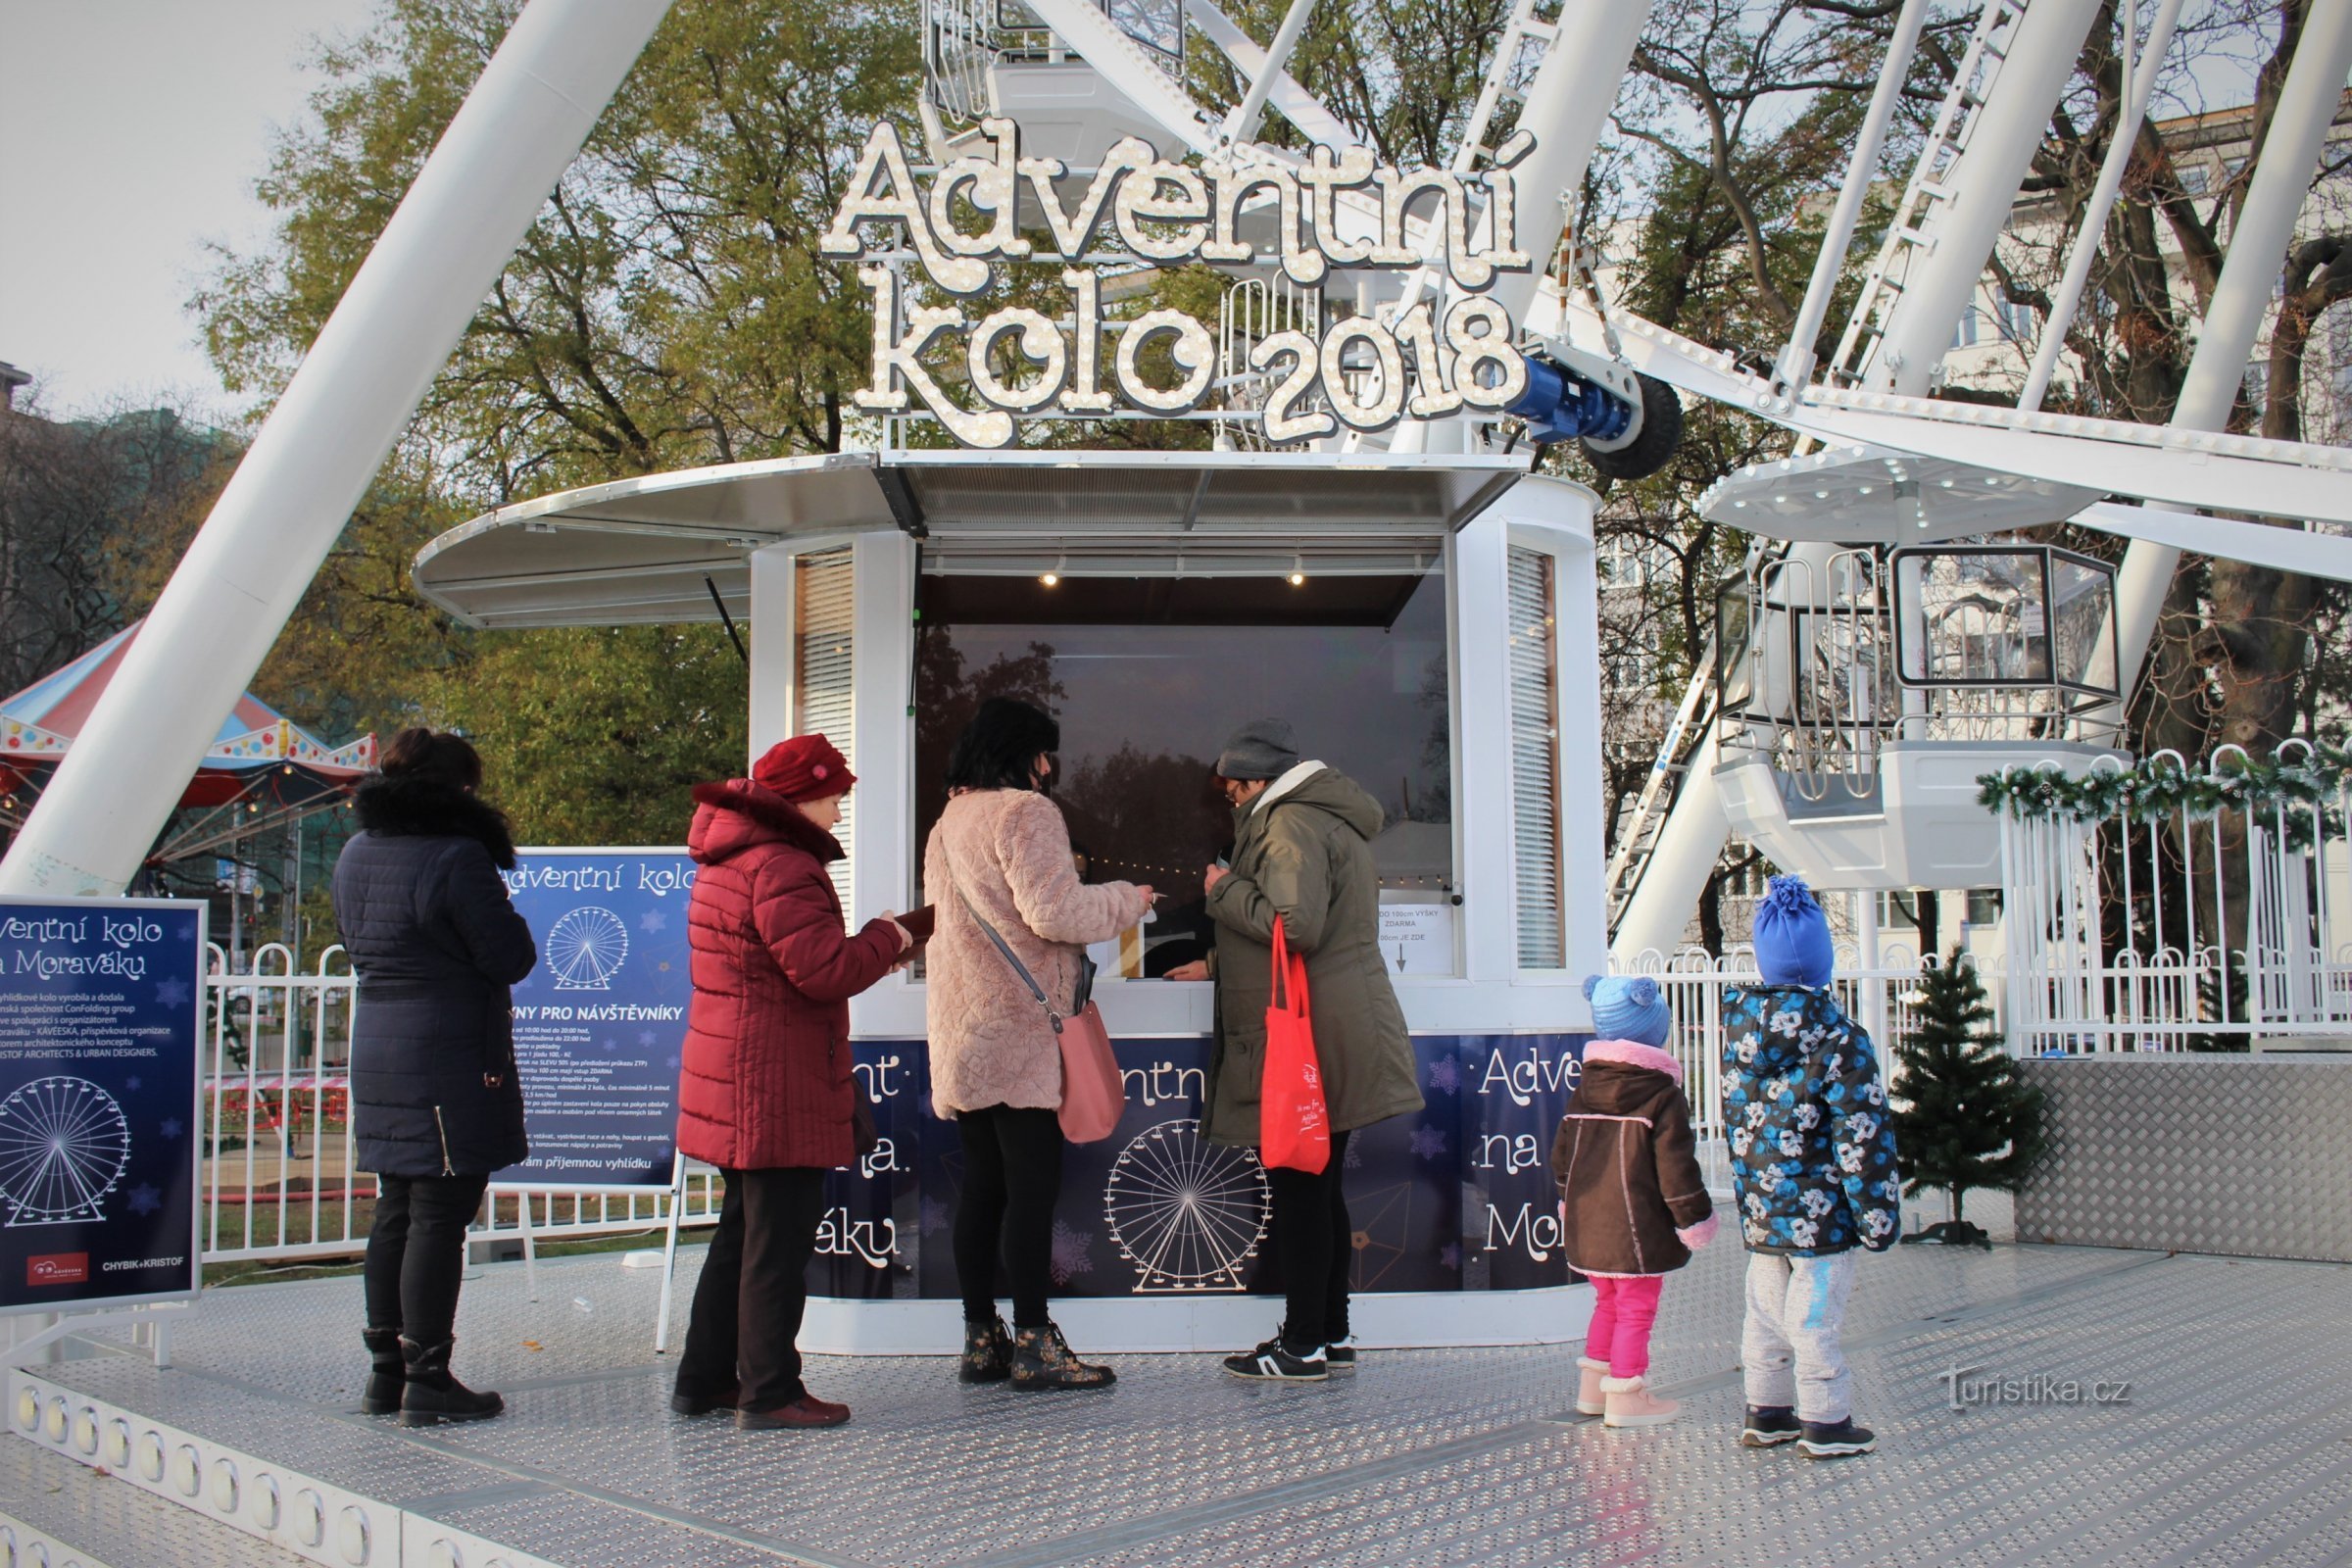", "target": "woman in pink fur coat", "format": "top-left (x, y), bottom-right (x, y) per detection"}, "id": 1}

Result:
top-left (923, 698), bottom-right (1152, 1391)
